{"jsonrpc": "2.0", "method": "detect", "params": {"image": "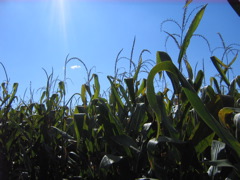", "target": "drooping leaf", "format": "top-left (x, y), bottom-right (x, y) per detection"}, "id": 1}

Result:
top-left (157, 51), bottom-right (180, 94)
top-left (207, 140), bottom-right (227, 177)
top-left (211, 56), bottom-right (230, 86)
top-left (218, 107), bottom-right (236, 129)
top-left (147, 63), bottom-right (178, 138)
top-left (146, 60), bottom-right (240, 157)
top-left (100, 154), bottom-right (123, 169)
top-left (210, 77), bottom-right (221, 94)
top-left (228, 76), bottom-right (240, 96)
